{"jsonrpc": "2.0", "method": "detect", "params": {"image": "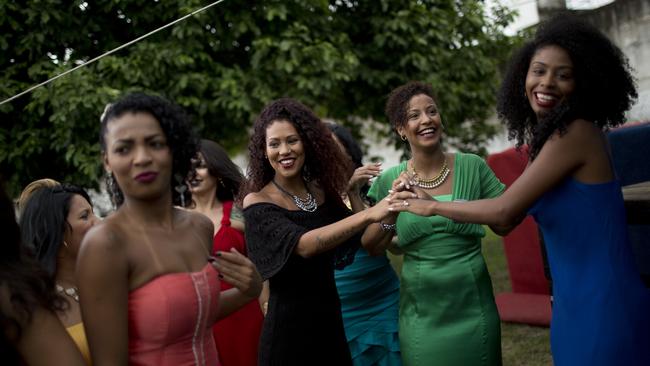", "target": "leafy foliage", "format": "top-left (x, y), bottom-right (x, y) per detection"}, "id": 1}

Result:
top-left (0, 0), bottom-right (518, 195)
